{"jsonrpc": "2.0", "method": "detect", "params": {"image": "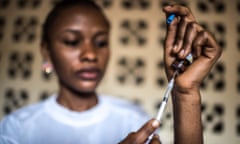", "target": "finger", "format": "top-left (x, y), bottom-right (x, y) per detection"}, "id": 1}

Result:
top-left (194, 30), bottom-right (222, 62)
top-left (149, 134), bottom-right (161, 144)
top-left (164, 13), bottom-right (178, 49)
top-left (163, 11), bottom-right (179, 78)
top-left (173, 16), bottom-right (190, 54)
top-left (135, 119), bottom-right (160, 143)
top-left (164, 16), bottom-right (178, 72)
top-left (192, 33), bottom-right (203, 58)
top-left (163, 5), bottom-right (195, 20)
top-left (193, 31), bottom-right (209, 58)
top-left (179, 22), bottom-right (201, 59)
